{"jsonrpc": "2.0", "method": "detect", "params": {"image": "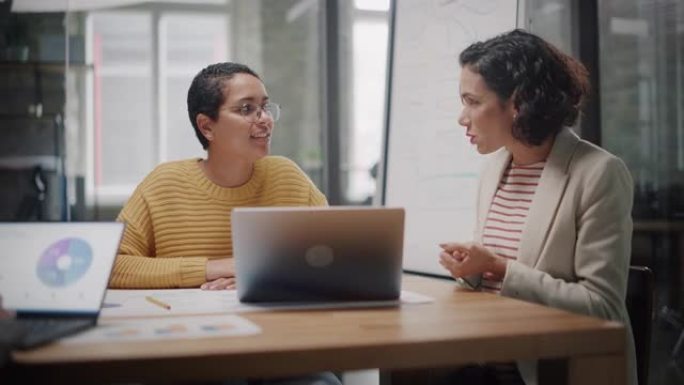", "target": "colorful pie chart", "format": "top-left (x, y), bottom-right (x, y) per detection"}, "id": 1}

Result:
top-left (36, 238), bottom-right (93, 287)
